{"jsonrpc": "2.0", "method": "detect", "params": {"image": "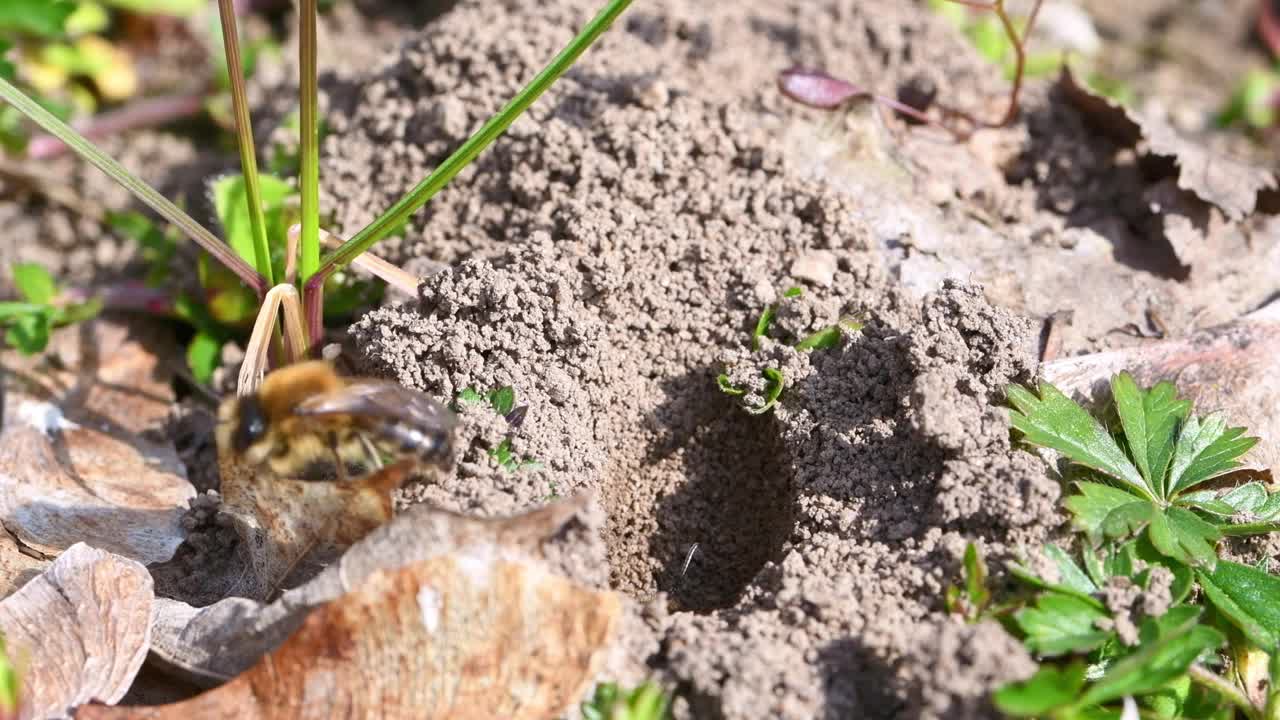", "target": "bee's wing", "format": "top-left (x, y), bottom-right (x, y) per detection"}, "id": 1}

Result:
top-left (292, 380), bottom-right (456, 431)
